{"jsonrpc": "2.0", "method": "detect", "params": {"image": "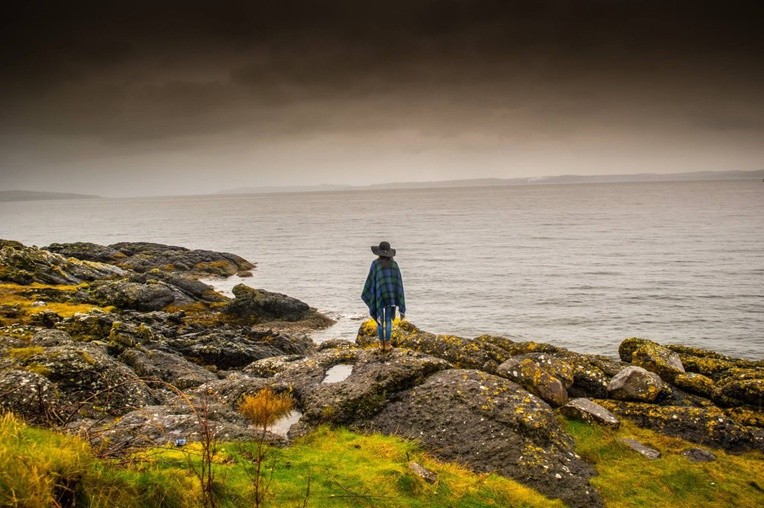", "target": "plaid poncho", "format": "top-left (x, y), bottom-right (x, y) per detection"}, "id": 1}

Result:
top-left (362, 258), bottom-right (406, 319)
